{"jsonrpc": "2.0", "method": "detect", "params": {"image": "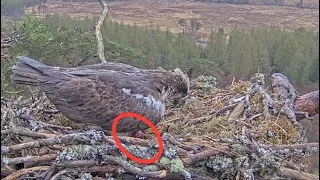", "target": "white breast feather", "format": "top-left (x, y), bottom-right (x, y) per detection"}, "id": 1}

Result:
top-left (122, 88), bottom-right (165, 117)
